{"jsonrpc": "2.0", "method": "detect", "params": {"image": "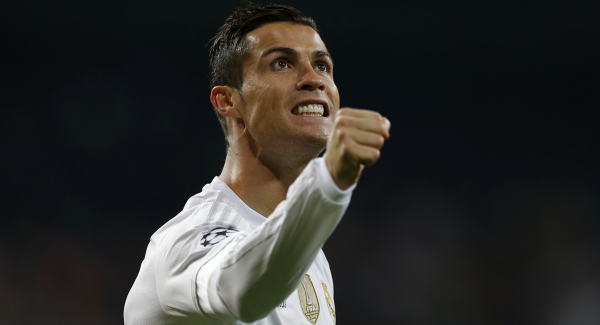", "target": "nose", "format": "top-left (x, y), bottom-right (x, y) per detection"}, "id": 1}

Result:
top-left (296, 63), bottom-right (325, 91)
